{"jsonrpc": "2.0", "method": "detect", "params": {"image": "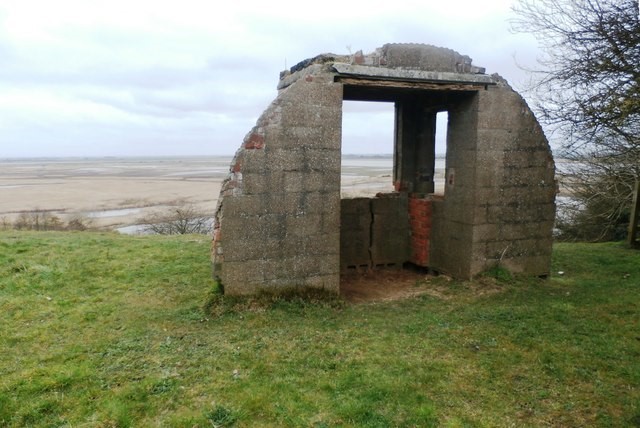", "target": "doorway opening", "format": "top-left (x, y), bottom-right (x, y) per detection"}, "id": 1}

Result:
top-left (340, 96), bottom-right (450, 273)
